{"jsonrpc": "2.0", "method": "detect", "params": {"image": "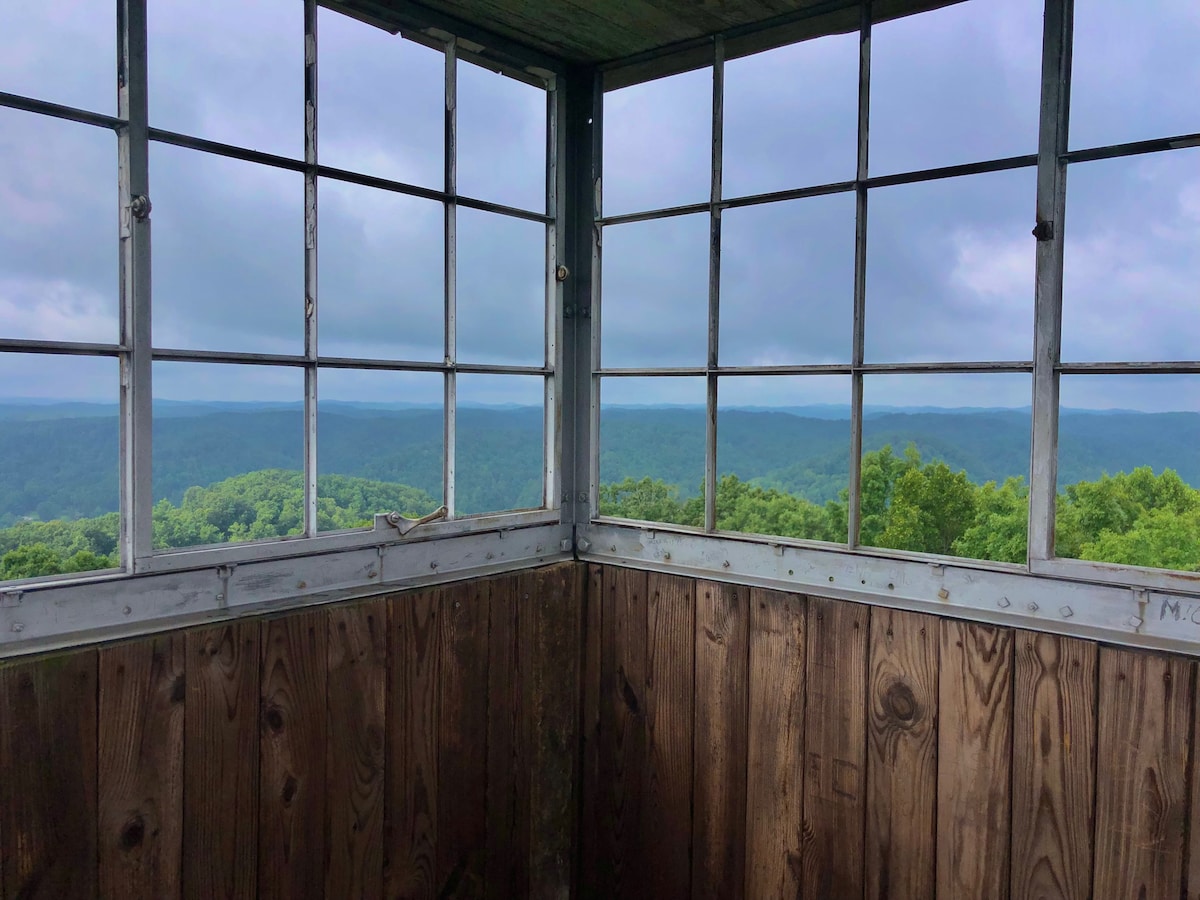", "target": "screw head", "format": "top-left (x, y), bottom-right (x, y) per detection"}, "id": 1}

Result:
top-left (10, 623), bottom-right (24, 633)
